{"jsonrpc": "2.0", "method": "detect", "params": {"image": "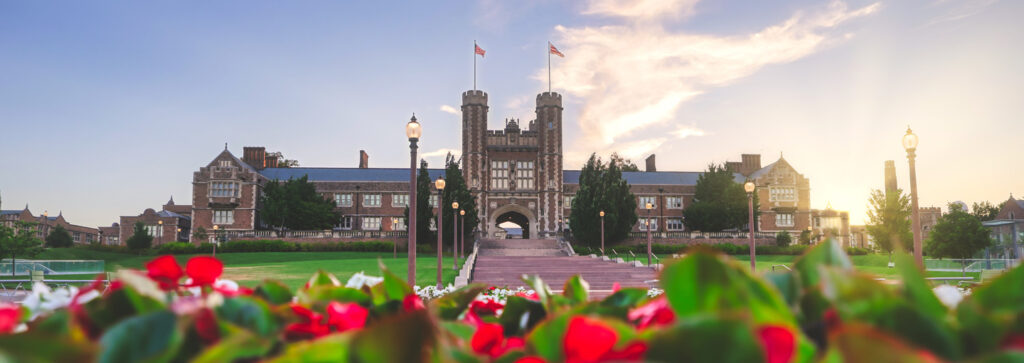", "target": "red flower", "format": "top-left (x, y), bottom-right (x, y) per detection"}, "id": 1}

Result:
top-left (470, 299), bottom-right (504, 316)
top-left (0, 304), bottom-right (21, 334)
top-left (471, 322), bottom-right (526, 358)
top-left (403, 294), bottom-right (425, 312)
top-left (284, 304), bottom-right (329, 340)
top-left (563, 316), bottom-right (646, 362)
top-left (1001, 333), bottom-right (1024, 351)
top-left (195, 308), bottom-right (220, 344)
top-left (327, 302), bottom-right (369, 332)
top-left (146, 255), bottom-right (184, 290)
top-left (823, 308), bottom-right (841, 333)
top-left (515, 291), bottom-right (540, 301)
top-left (757, 325), bottom-right (796, 363)
top-left (611, 282), bottom-right (621, 292)
top-left (627, 296), bottom-right (675, 329)
top-left (515, 357), bottom-right (547, 363)
top-left (186, 257), bottom-right (223, 287)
